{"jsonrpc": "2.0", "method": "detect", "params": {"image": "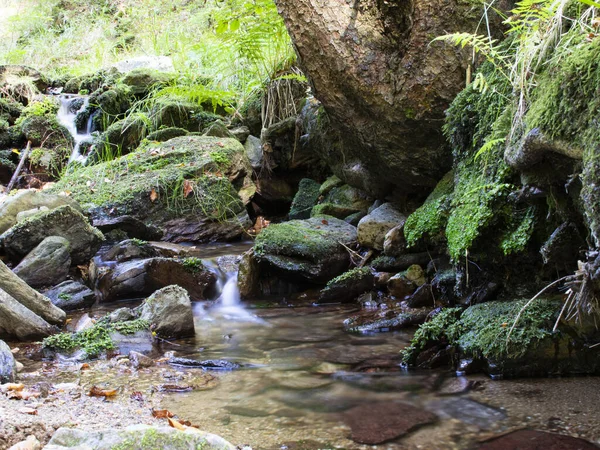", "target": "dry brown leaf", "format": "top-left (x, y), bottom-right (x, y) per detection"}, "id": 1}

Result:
top-left (80, 363), bottom-right (90, 371)
top-left (152, 408), bottom-right (174, 419)
top-left (18, 407), bottom-right (38, 415)
top-left (1, 383), bottom-right (24, 392)
top-left (130, 391), bottom-right (144, 402)
top-left (88, 386), bottom-right (117, 397)
top-left (10, 347), bottom-right (19, 354)
top-left (183, 180), bottom-right (194, 198)
top-left (168, 417), bottom-right (186, 430)
top-left (8, 390), bottom-right (39, 400)
top-left (150, 188), bottom-right (158, 203)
